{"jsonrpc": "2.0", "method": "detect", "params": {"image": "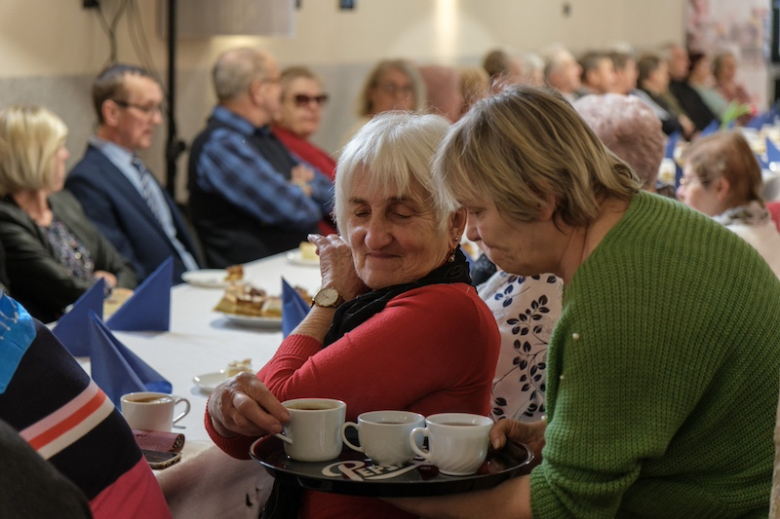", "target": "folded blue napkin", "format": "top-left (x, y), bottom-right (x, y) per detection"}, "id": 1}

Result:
top-left (700, 119), bottom-right (719, 136)
top-left (107, 257), bottom-right (172, 332)
top-left (767, 137), bottom-right (780, 165)
top-left (664, 131), bottom-right (680, 160)
top-left (745, 112), bottom-right (768, 130)
top-left (53, 279), bottom-right (105, 357)
top-left (282, 278), bottom-right (310, 338)
top-left (88, 311), bottom-right (171, 407)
